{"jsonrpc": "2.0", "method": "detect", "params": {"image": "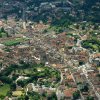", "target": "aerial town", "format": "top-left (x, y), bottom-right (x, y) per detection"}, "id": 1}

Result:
top-left (0, 0), bottom-right (100, 100)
